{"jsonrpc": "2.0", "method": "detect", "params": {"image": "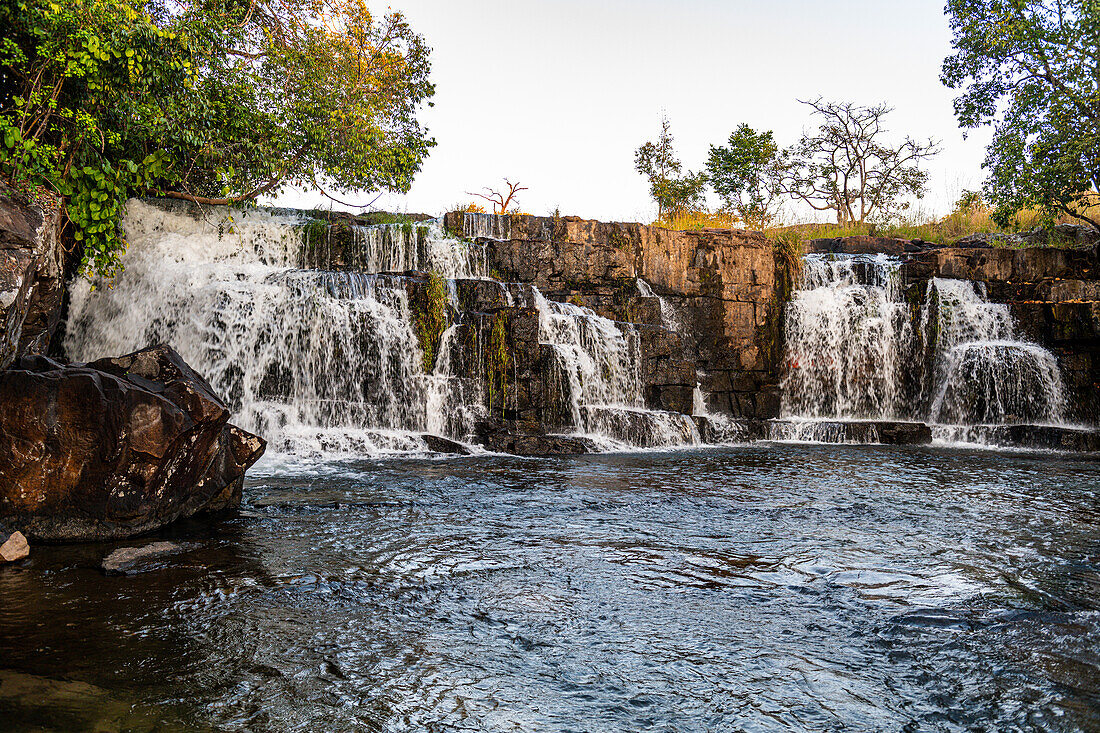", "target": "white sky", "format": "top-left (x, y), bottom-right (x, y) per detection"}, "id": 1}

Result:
top-left (269, 0), bottom-right (993, 224)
